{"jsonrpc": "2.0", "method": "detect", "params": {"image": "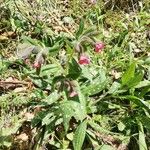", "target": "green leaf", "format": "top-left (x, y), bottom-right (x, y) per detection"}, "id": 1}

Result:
top-left (42, 113), bottom-right (55, 126)
top-left (31, 111), bottom-right (47, 127)
top-left (144, 57), bottom-right (150, 65)
top-left (41, 64), bottom-right (61, 76)
top-left (86, 130), bottom-right (99, 148)
top-left (66, 132), bottom-right (74, 141)
top-left (73, 102), bottom-right (87, 121)
top-left (99, 144), bottom-right (115, 150)
top-left (73, 120), bottom-right (87, 150)
top-left (43, 91), bottom-right (60, 105)
top-left (88, 121), bottom-right (128, 142)
top-left (60, 101), bottom-right (75, 132)
top-left (75, 82), bottom-right (87, 118)
top-left (31, 77), bottom-right (48, 89)
top-left (21, 36), bottom-right (40, 46)
top-left (135, 80), bottom-right (150, 89)
top-left (118, 96), bottom-right (150, 113)
top-left (122, 62), bottom-right (136, 86)
top-left (76, 19), bottom-right (84, 39)
top-left (0, 135), bottom-right (12, 147)
top-left (81, 67), bottom-right (93, 81)
top-left (60, 100), bottom-right (87, 132)
top-left (52, 75), bottom-right (66, 90)
top-left (127, 71), bottom-right (144, 88)
top-left (88, 121), bottom-right (110, 135)
top-left (108, 82), bottom-right (121, 94)
top-left (138, 121), bottom-right (148, 150)
top-left (82, 69), bottom-right (108, 96)
top-left (47, 43), bottom-right (61, 55)
top-left (67, 58), bottom-right (82, 79)
top-left (82, 80), bottom-right (108, 96)
top-left (82, 27), bottom-right (98, 38)
top-left (118, 122), bottom-right (126, 131)
top-left (138, 116), bottom-right (150, 130)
